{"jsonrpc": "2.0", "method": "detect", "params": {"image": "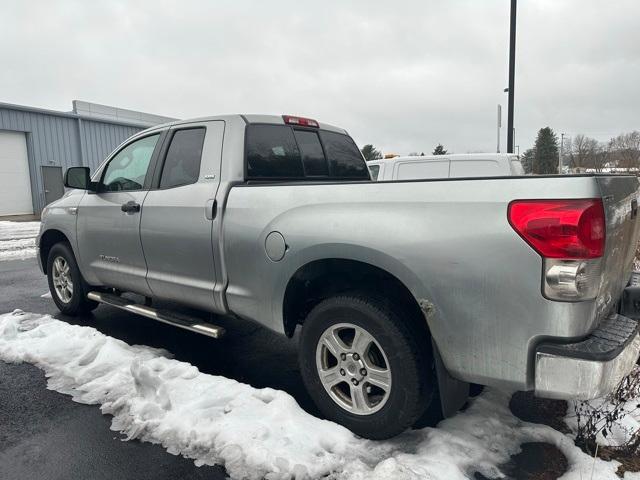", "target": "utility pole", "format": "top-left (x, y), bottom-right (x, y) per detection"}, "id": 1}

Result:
top-left (507, 0), bottom-right (517, 153)
top-left (559, 132), bottom-right (565, 174)
top-left (497, 104), bottom-right (502, 153)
